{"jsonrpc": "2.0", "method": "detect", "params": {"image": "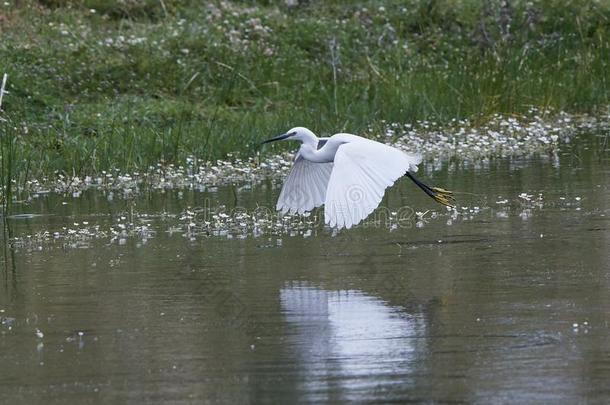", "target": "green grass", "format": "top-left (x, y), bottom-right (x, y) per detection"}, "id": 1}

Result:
top-left (0, 0), bottom-right (608, 181)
